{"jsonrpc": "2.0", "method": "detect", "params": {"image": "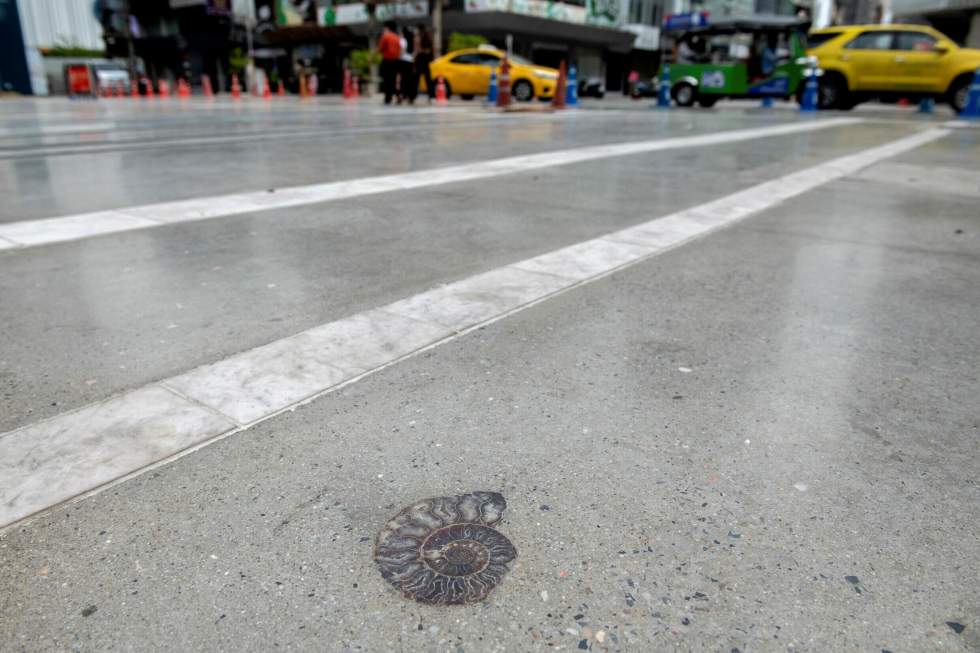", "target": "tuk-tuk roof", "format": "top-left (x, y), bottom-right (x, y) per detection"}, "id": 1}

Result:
top-left (666, 14), bottom-right (810, 35)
